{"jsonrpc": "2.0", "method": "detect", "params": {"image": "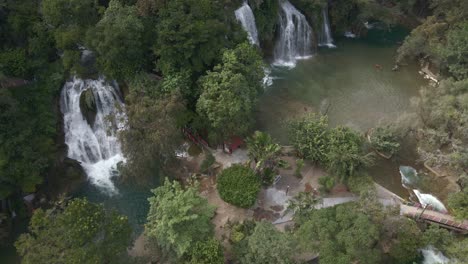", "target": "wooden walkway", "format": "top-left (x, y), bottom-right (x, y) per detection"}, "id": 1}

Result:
top-left (401, 204), bottom-right (468, 234)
